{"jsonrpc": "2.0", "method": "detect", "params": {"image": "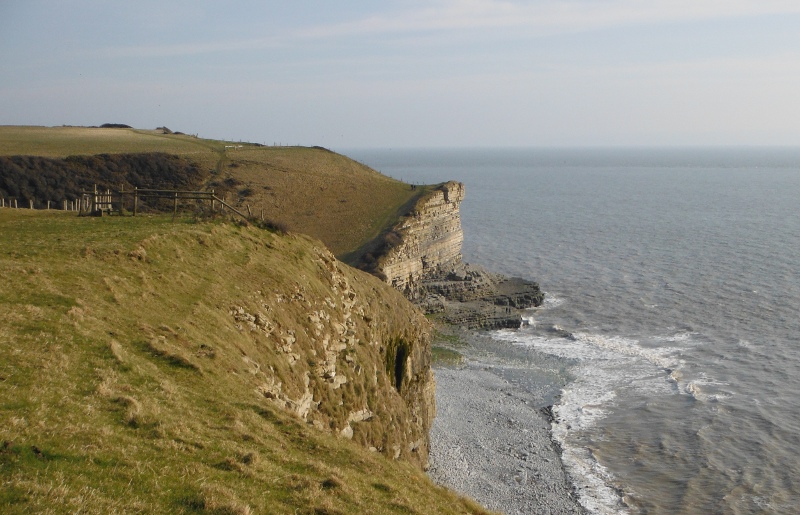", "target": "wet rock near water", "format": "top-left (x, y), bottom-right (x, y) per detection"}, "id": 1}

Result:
top-left (418, 263), bottom-right (544, 330)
